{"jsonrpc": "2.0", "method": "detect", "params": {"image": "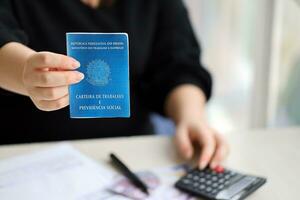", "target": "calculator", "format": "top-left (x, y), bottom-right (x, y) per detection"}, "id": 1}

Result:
top-left (175, 167), bottom-right (266, 200)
